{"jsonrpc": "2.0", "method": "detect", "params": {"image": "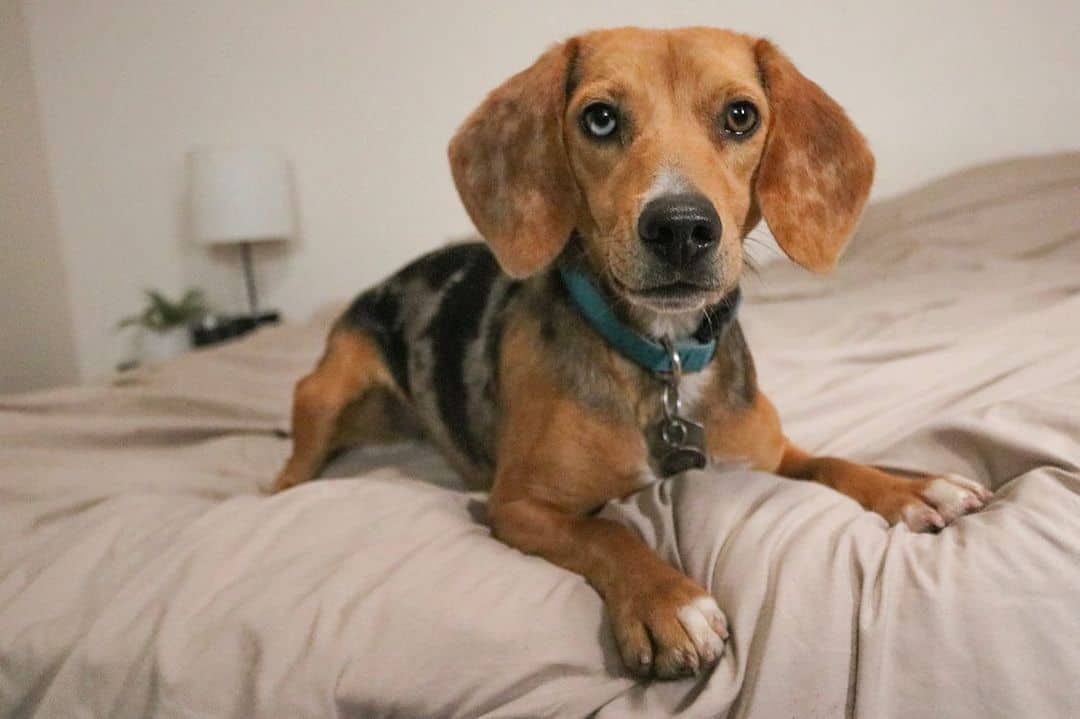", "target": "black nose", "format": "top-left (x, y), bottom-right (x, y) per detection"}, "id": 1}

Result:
top-left (637, 194), bottom-right (722, 268)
